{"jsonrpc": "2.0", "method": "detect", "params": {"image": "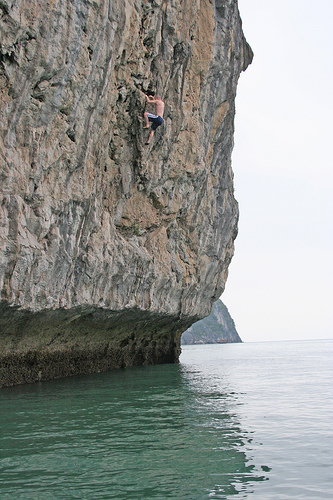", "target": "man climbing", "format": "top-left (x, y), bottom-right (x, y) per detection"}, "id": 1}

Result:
top-left (143, 94), bottom-right (164, 145)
